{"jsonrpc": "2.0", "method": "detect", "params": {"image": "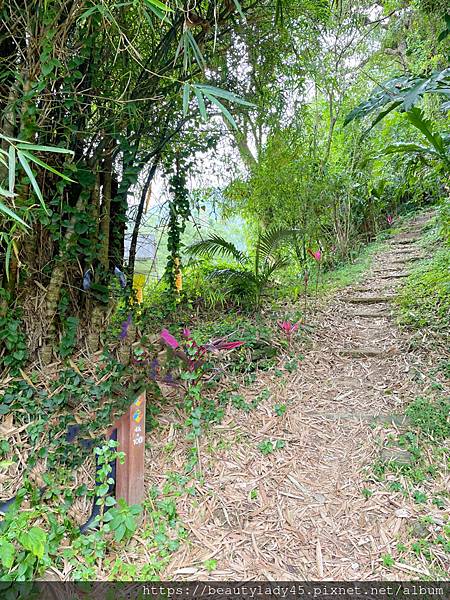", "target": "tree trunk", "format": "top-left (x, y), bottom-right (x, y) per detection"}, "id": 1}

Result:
top-left (128, 161), bottom-right (159, 276)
